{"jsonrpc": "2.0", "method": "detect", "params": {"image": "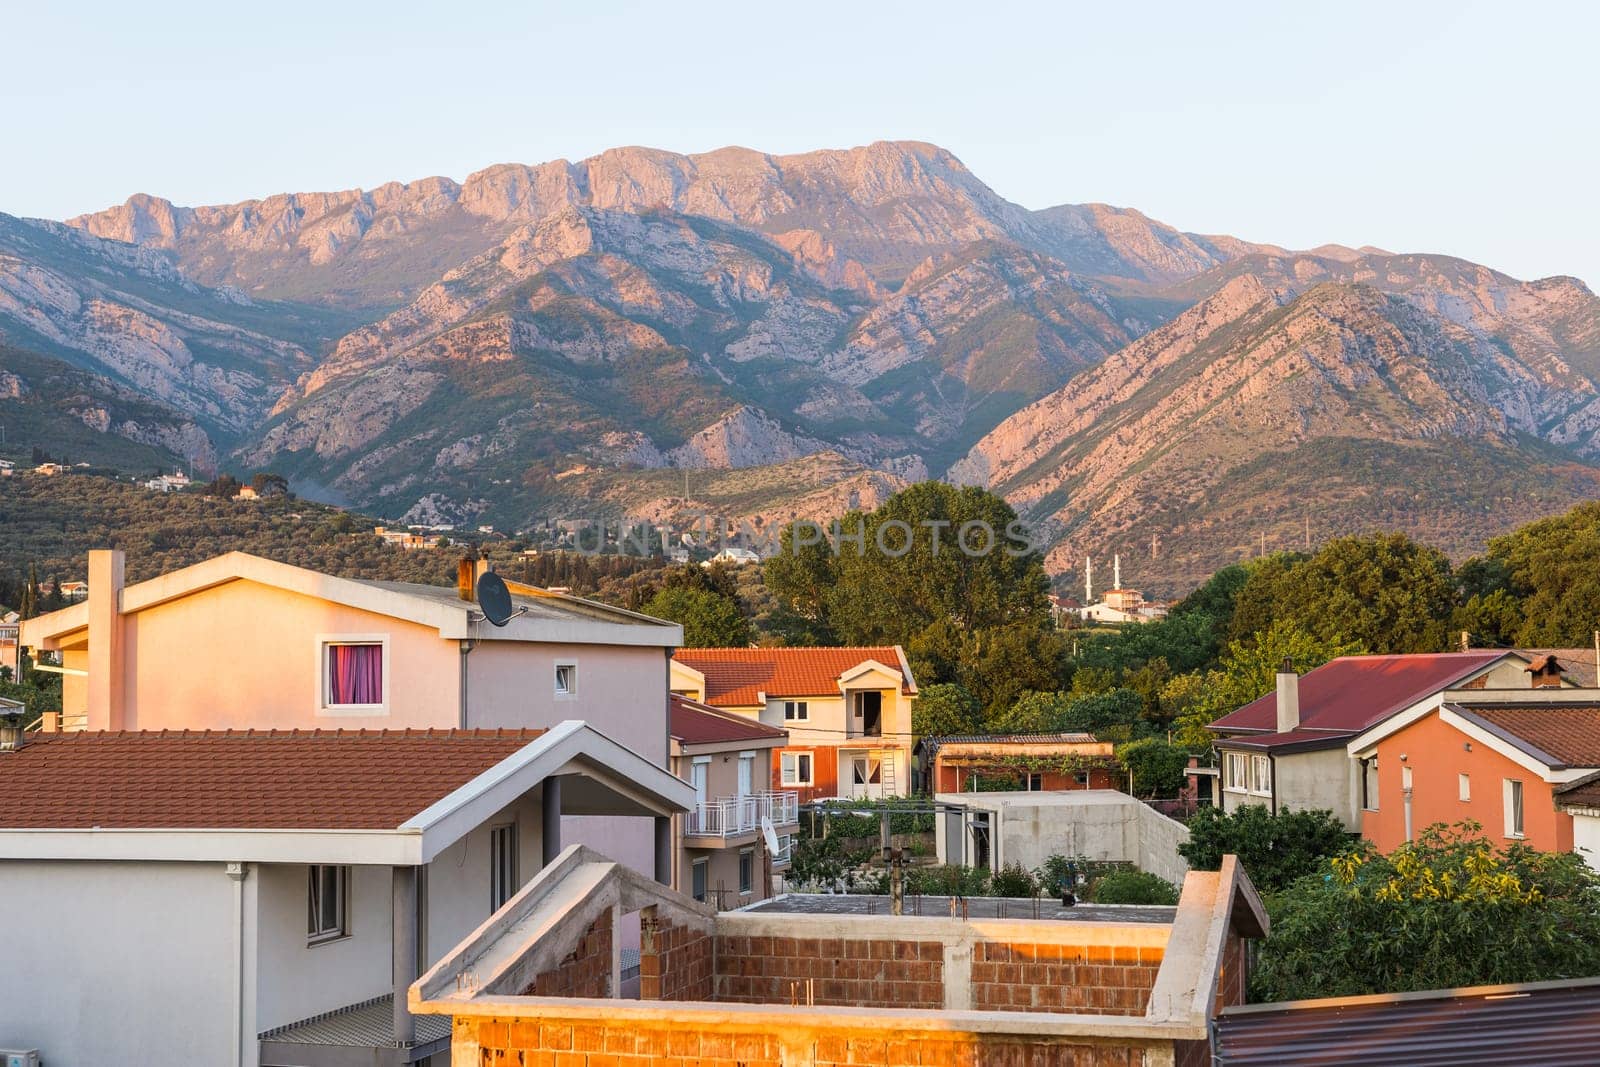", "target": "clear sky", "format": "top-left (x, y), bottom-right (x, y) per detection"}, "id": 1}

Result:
top-left (6, 1), bottom-right (1596, 285)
